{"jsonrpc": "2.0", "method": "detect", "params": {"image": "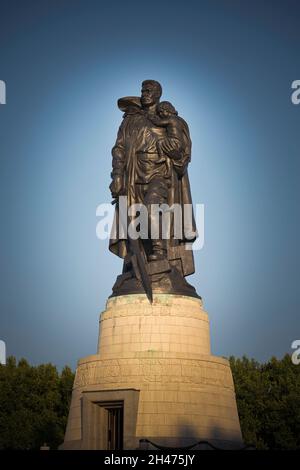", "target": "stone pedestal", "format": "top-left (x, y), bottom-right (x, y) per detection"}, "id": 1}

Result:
top-left (61, 294), bottom-right (243, 449)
